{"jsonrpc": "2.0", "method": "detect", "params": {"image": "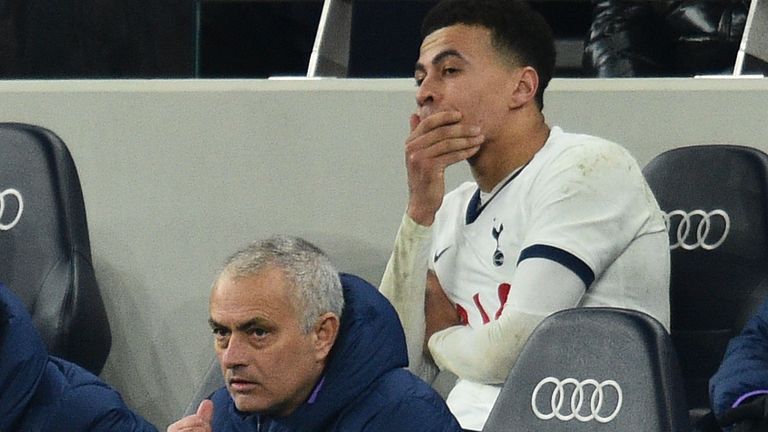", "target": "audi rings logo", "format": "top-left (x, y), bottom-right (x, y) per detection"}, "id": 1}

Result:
top-left (531, 377), bottom-right (623, 423)
top-left (0, 188), bottom-right (23, 231)
top-left (663, 209), bottom-right (730, 251)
